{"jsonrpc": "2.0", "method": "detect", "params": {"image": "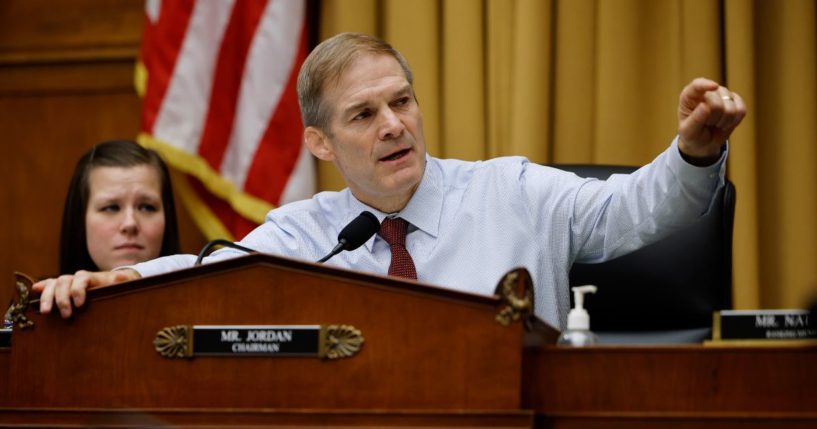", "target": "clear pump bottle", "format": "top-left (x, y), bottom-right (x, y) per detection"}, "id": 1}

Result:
top-left (557, 285), bottom-right (598, 346)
